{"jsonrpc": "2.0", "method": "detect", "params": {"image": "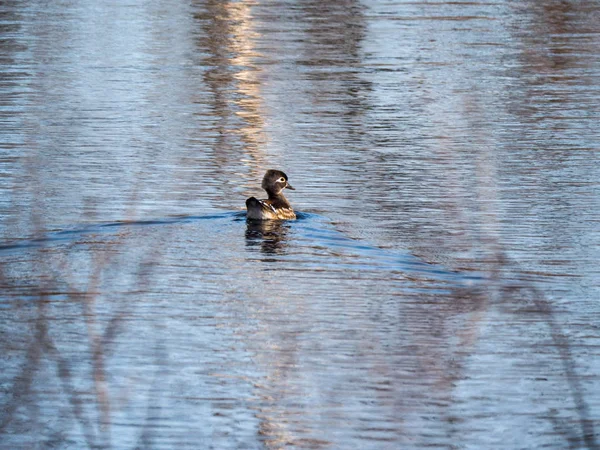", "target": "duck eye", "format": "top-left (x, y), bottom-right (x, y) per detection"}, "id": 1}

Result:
top-left (278, 177), bottom-right (286, 183)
